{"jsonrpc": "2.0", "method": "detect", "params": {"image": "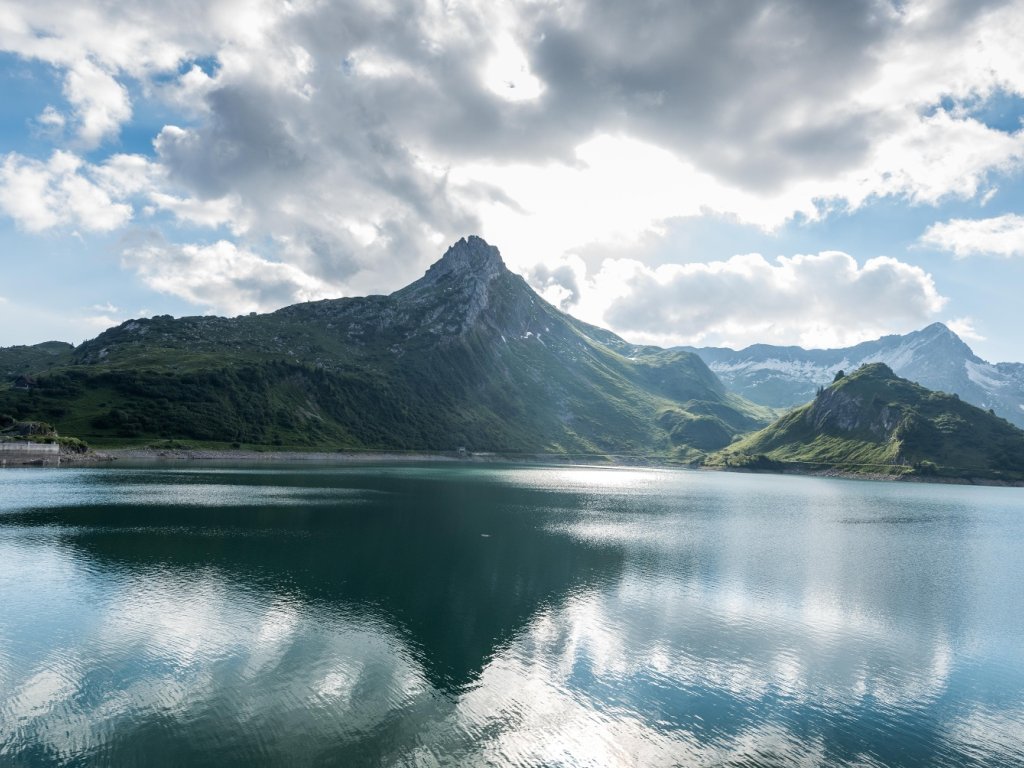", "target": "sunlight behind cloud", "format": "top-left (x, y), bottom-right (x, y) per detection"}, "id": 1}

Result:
top-left (482, 35), bottom-right (545, 102)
